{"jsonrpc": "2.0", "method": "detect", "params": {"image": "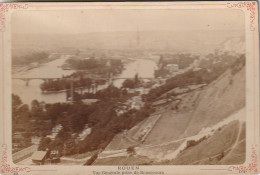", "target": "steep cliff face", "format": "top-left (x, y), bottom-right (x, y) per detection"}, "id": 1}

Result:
top-left (183, 66), bottom-right (245, 137)
top-left (142, 66), bottom-right (245, 145)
